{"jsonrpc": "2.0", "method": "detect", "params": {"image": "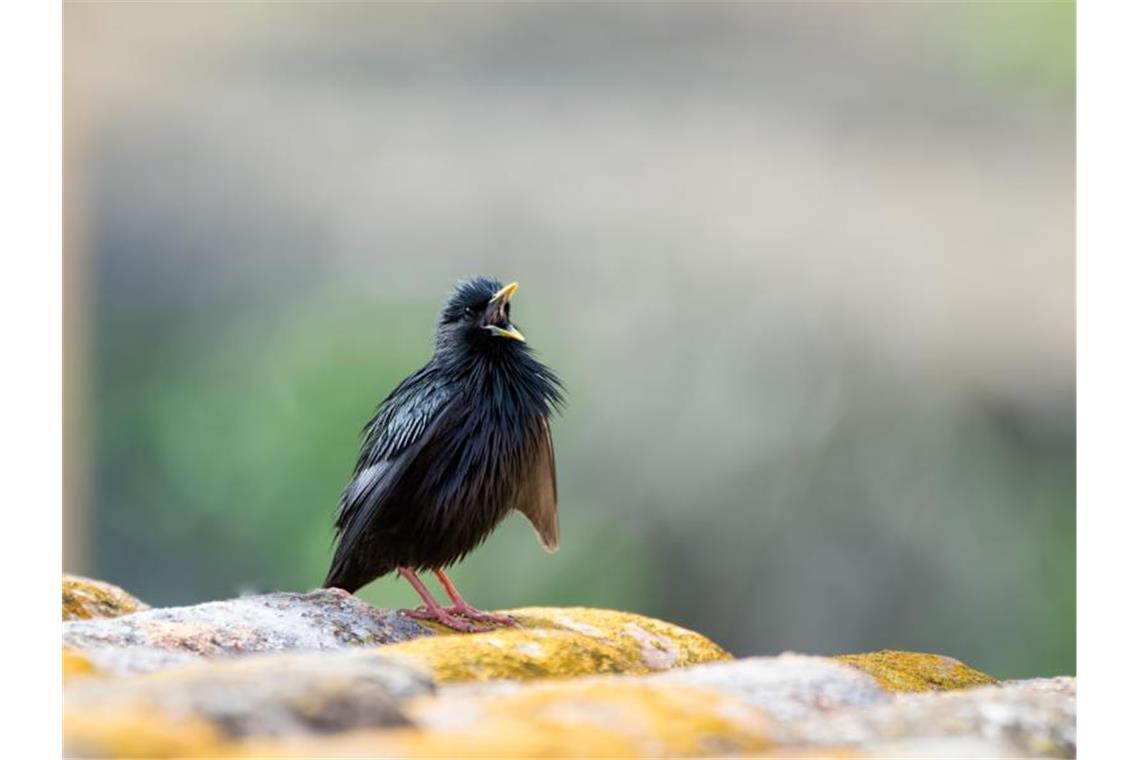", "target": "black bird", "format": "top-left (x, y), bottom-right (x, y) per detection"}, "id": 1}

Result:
top-left (323, 277), bottom-right (563, 631)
